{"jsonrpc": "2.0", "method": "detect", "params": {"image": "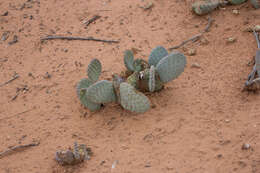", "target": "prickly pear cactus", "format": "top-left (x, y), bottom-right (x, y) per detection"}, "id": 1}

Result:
top-left (124, 50), bottom-right (135, 72)
top-left (87, 58), bottom-right (102, 82)
top-left (138, 68), bottom-right (164, 92)
top-left (228, 0), bottom-right (247, 5)
top-left (149, 65), bottom-right (156, 92)
top-left (119, 82), bottom-right (150, 113)
top-left (76, 78), bottom-right (101, 111)
top-left (250, 0), bottom-right (260, 8)
top-left (133, 58), bottom-right (149, 72)
top-left (86, 80), bottom-right (116, 104)
top-left (192, 0), bottom-right (220, 15)
top-left (148, 46), bottom-right (168, 66)
top-left (156, 51), bottom-right (186, 83)
top-left (126, 71), bottom-right (139, 89)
